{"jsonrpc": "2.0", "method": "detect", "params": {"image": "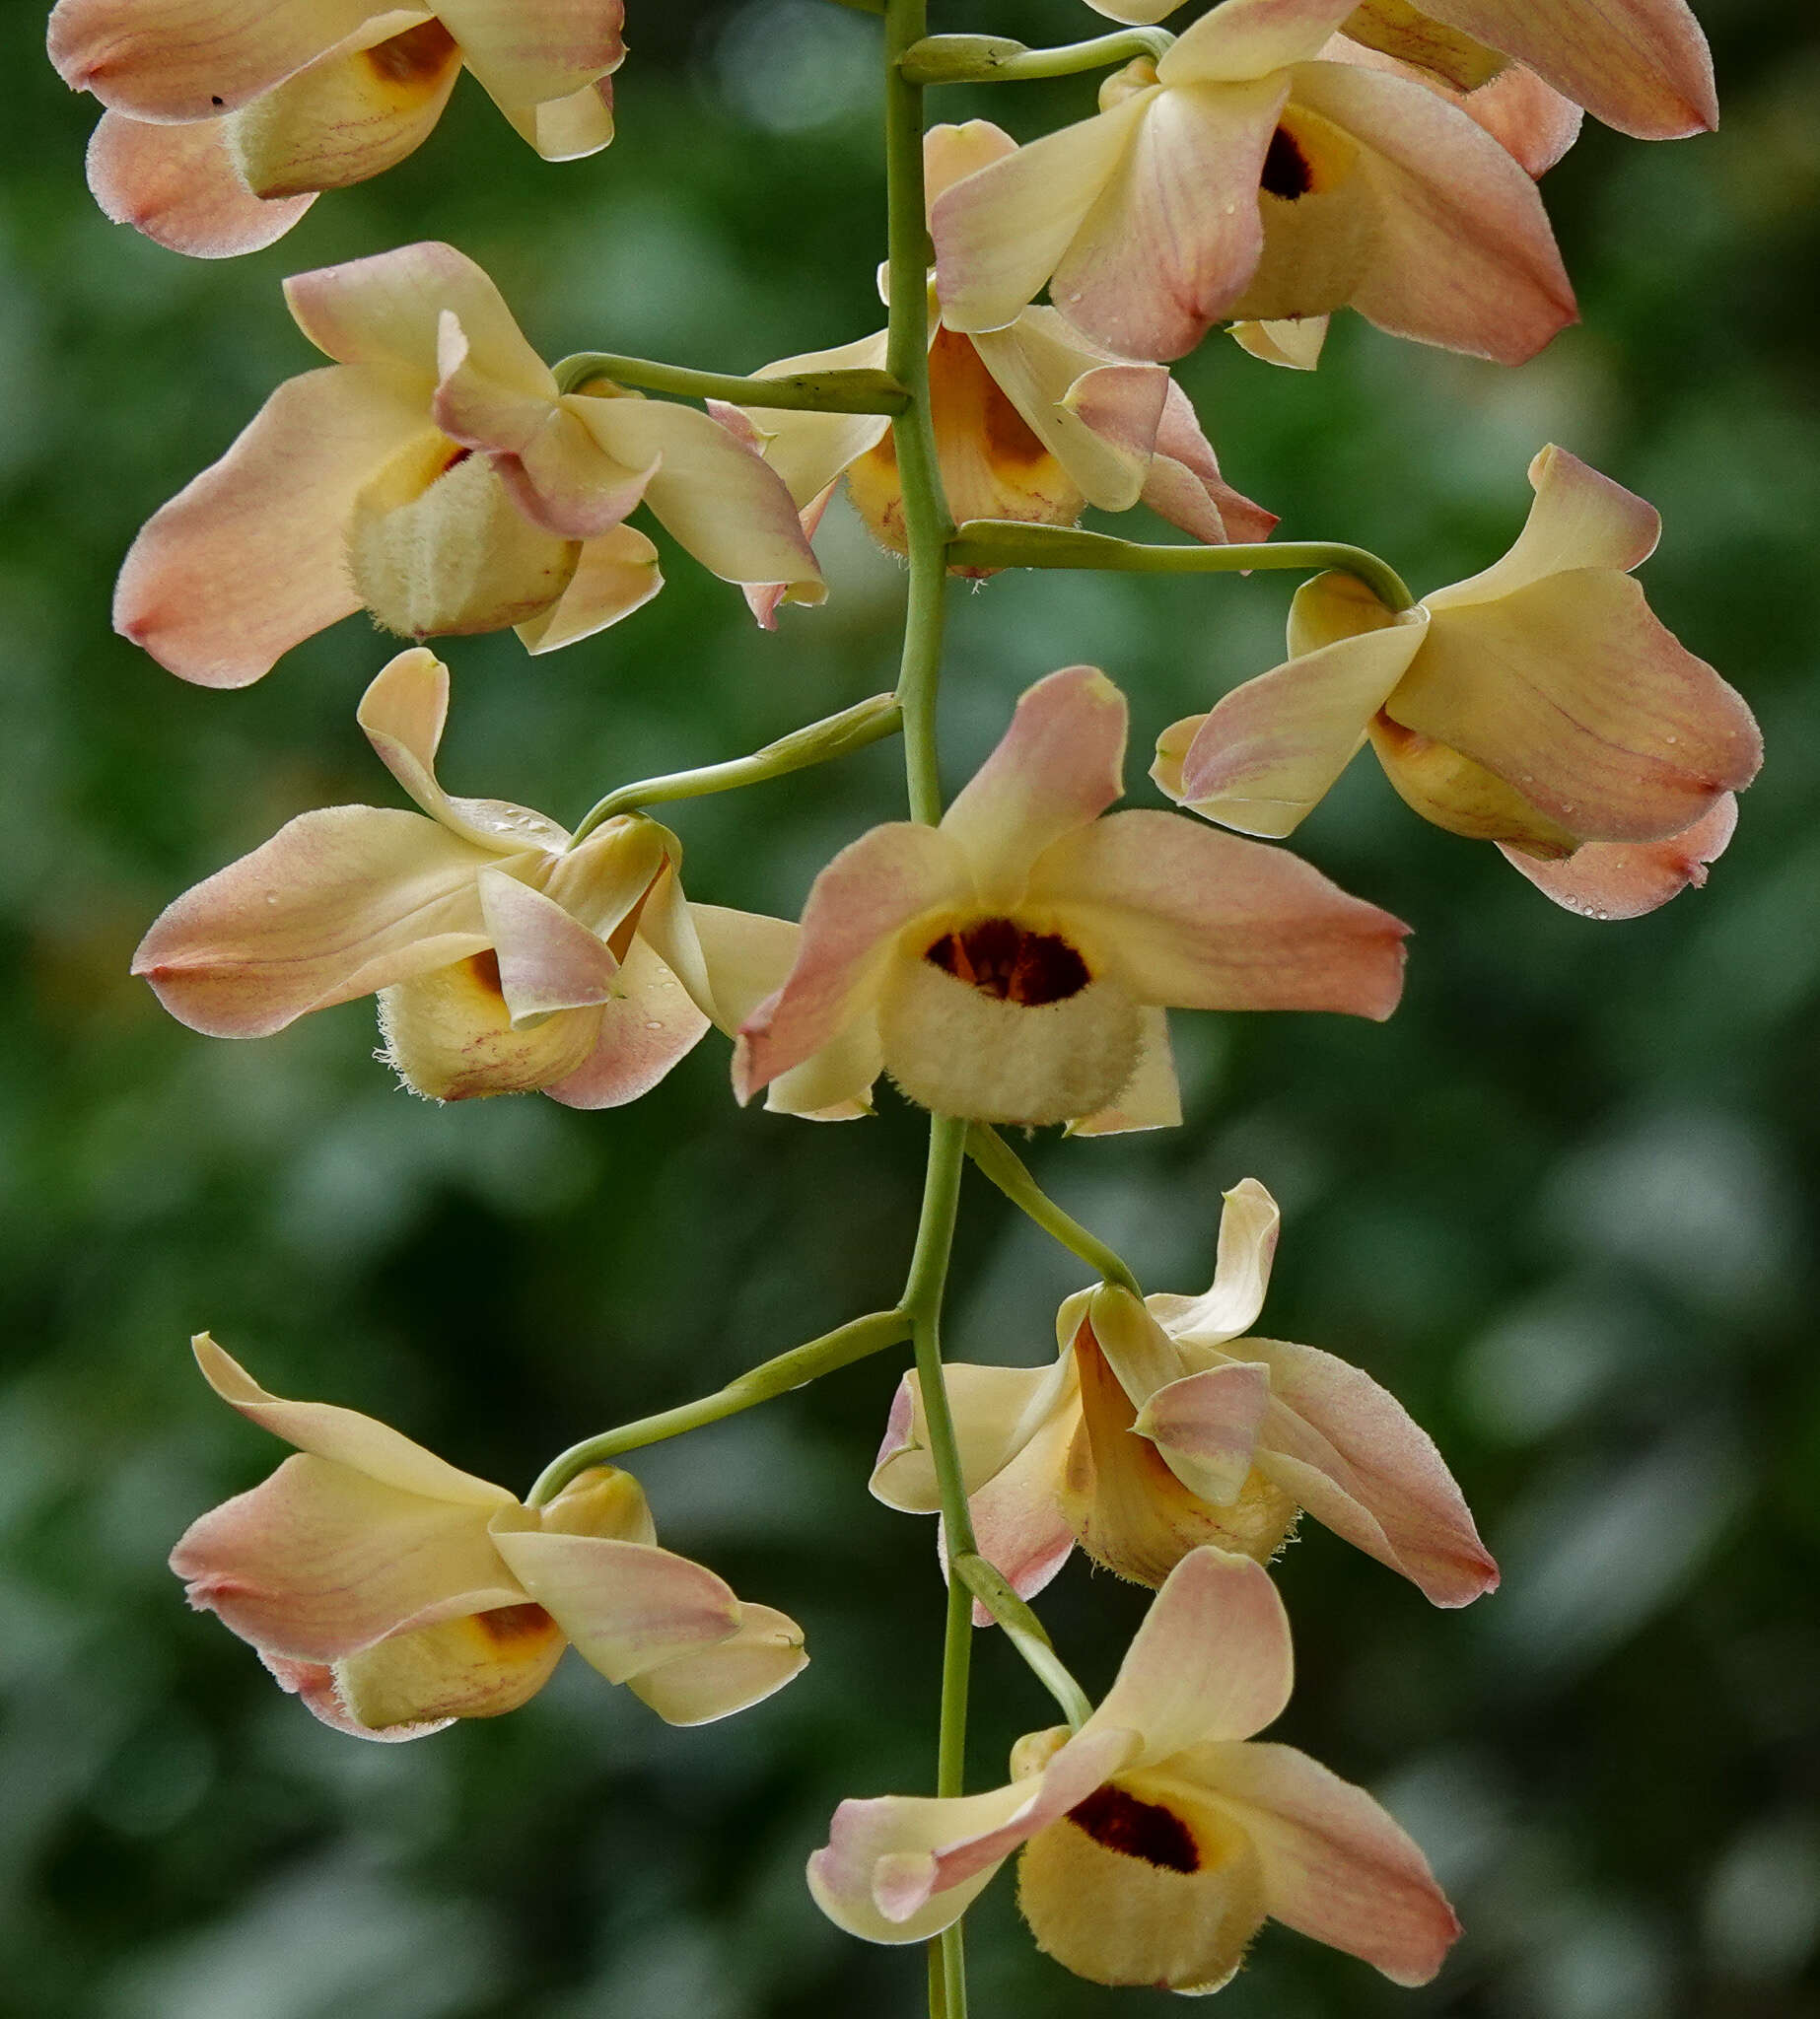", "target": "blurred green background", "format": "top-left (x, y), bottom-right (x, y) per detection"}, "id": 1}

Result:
top-left (3, 1), bottom-right (1818, 2013)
